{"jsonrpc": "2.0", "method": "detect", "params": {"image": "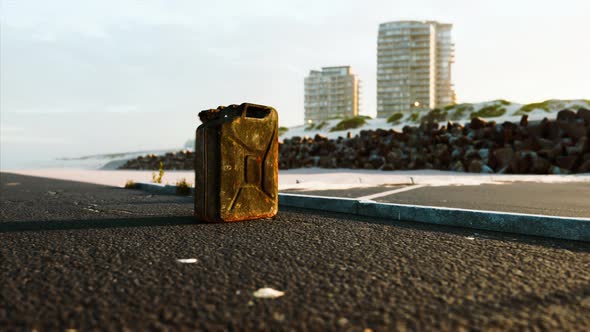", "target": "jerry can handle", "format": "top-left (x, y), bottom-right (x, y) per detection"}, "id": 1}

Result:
top-left (242, 104), bottom-right (271, 119)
